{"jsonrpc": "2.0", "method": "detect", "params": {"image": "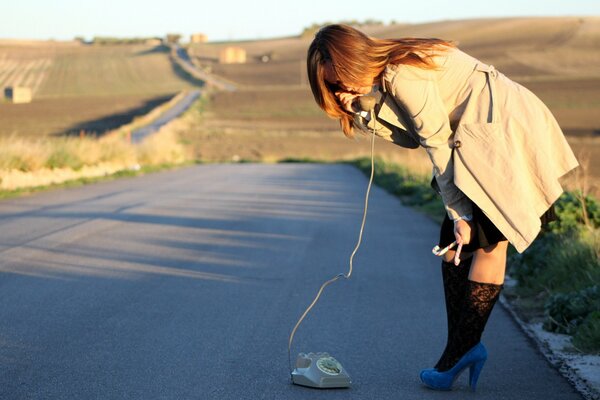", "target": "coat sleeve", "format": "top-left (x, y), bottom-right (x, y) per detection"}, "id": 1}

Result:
top-left (386, 65), bottom-right (472, 221)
